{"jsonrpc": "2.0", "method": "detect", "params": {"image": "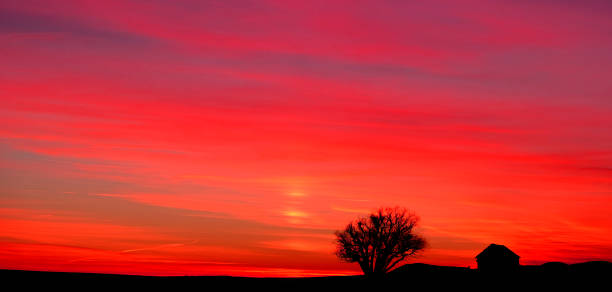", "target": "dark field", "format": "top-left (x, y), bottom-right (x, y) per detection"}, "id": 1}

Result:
top-left (2, 261), bottom-right (610, 291)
